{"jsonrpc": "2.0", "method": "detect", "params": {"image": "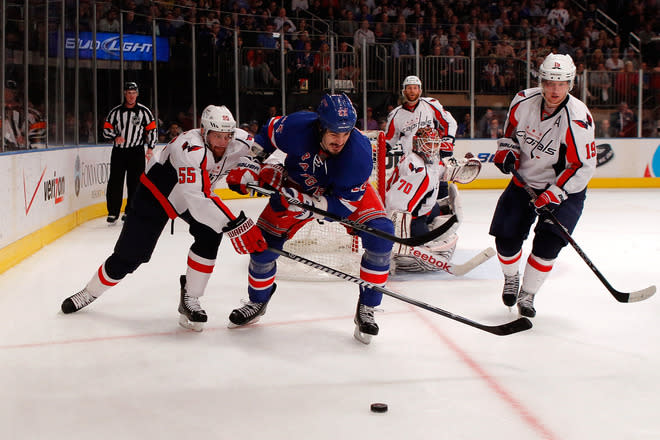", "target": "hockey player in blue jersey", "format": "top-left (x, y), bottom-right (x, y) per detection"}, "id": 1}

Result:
top-left (225, 93), bottom-right (394, 344)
